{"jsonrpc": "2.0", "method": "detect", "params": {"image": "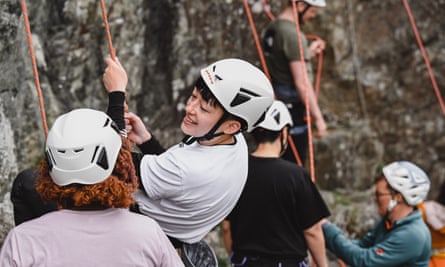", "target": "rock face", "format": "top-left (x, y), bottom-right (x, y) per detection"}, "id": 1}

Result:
top-left (0, 0), bottom-right (444, 256)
